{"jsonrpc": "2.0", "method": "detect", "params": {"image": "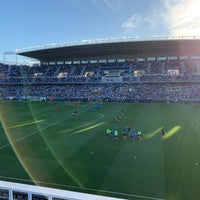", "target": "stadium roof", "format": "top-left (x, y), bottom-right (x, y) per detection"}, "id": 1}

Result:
top-left (17, 37), bottom-right (200, 62)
